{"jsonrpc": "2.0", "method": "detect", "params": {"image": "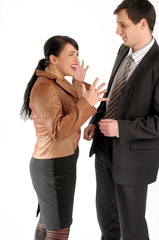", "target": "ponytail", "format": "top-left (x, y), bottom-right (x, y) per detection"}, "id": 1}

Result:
top-left (20, 58), bottom-right (47, 120)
